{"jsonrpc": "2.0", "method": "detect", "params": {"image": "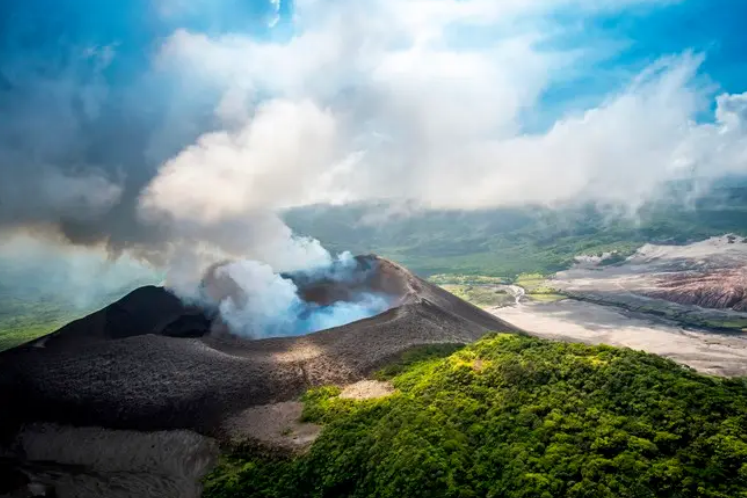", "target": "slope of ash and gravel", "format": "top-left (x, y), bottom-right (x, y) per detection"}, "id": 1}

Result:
top-left (0, 256), bottom-right (518, 496)
top-left (0, 255), bottom-right (518, 437)
top-left (553, 235), bottom-right (747, 329)
top-left (0, 424), bottom-right (218, 498)
top-left (629, 235), bottom-right (747, 311)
